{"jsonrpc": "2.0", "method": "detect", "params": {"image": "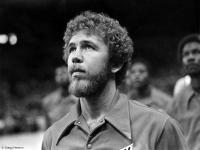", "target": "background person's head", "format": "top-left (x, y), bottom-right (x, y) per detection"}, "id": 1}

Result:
top-left (126, 58), bottom-right (150, 90)
top-left (55, 66), bottom-right (69, 87)
top-left (62, 11), bottom-right (133, 97)
top-left (178, 34), bottom-right (200, 77)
